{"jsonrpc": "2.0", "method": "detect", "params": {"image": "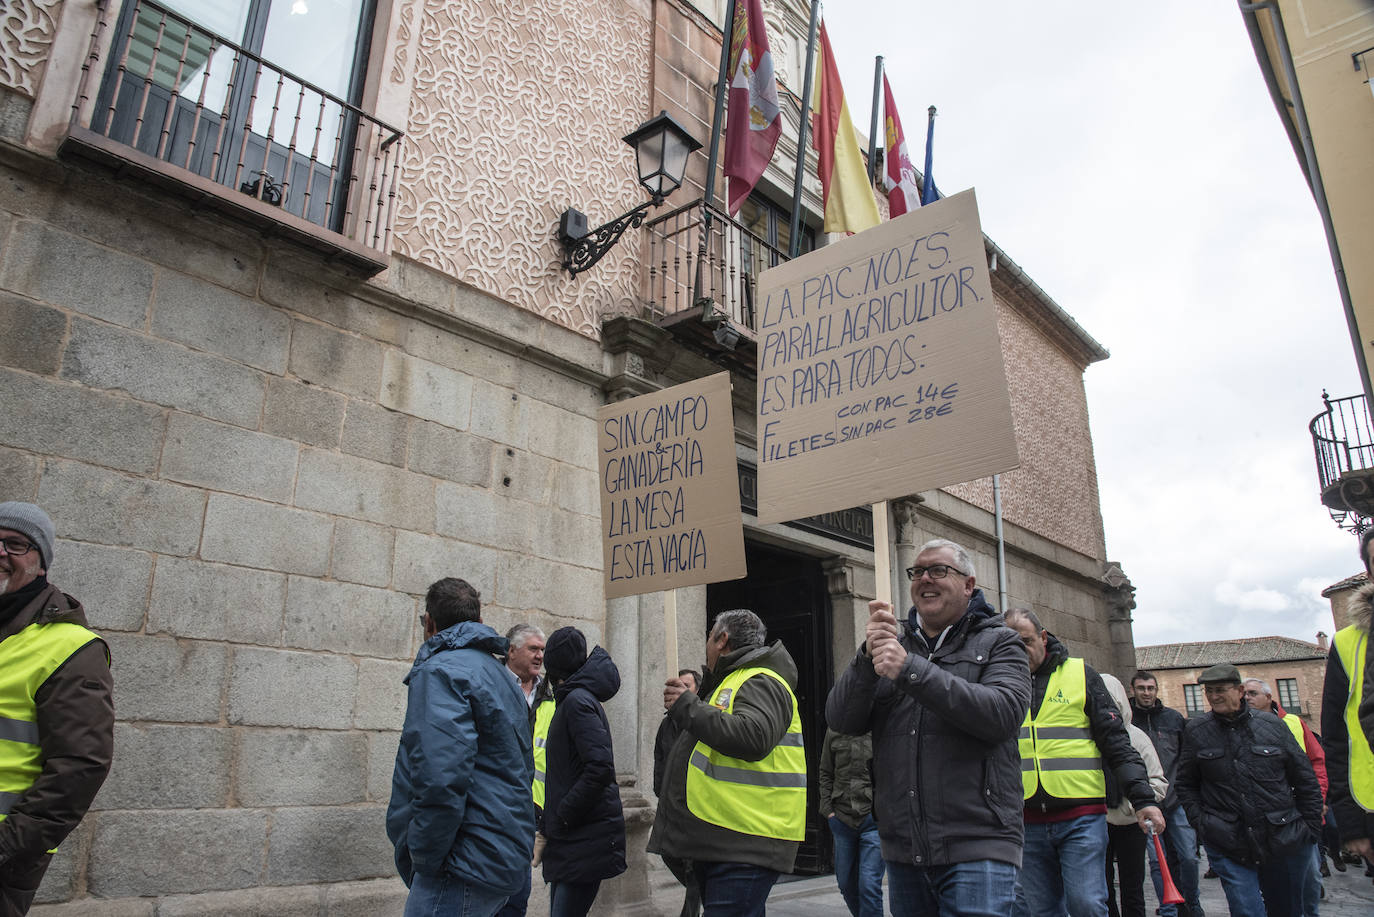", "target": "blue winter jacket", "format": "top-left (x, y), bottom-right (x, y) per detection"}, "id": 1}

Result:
top-left (385, 621), bottom-right (535, 894)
